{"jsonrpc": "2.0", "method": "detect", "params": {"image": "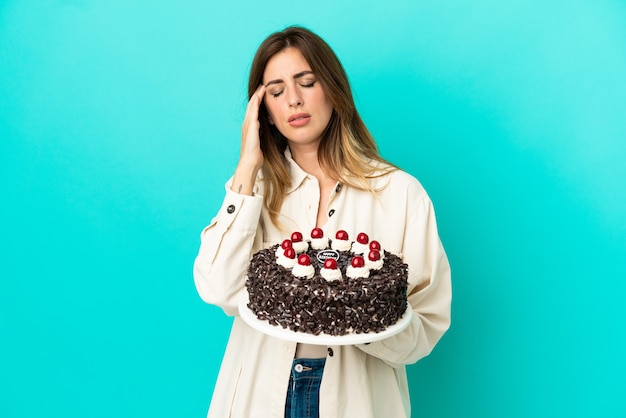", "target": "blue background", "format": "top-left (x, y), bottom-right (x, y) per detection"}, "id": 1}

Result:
top-left (2, 1), bottom-right (625, 417)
